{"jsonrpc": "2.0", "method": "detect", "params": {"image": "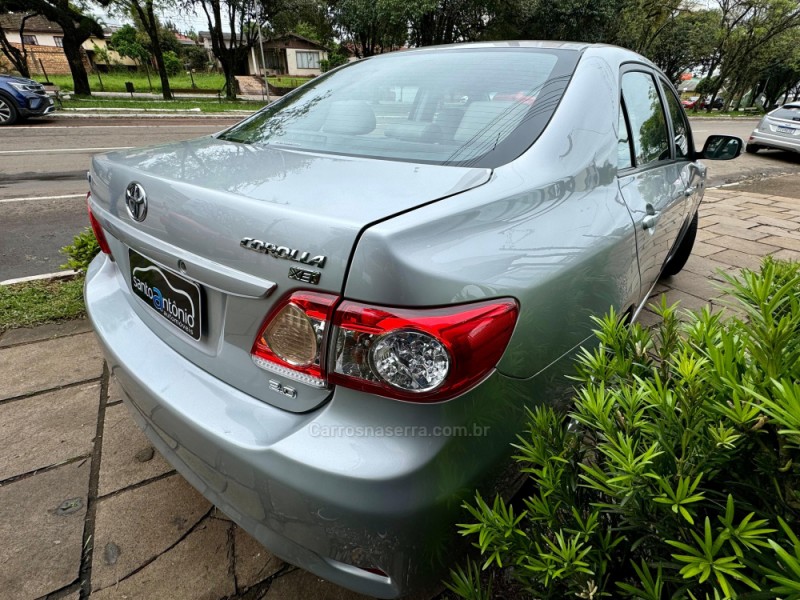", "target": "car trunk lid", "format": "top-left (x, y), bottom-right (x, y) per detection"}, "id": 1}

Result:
top-left (89, 136), bottom-right (491, 412)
